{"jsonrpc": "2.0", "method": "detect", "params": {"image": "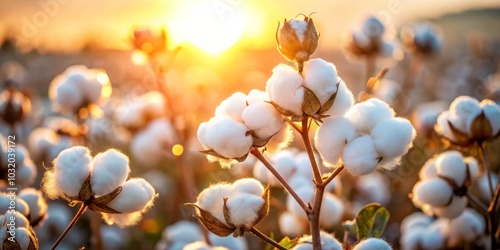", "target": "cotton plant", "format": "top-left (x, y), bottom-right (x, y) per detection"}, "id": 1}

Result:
top-left (291, 231), bottom-right (342, 250)
top-left (192, 14), bottom-right (411, 250)
top-left (28, 117), bottom-right (78, 162)
top-left (41, 146), bottom-right (157, 248)
top-left (401, 22), bottom-right (442, 56)
top-left (0, 211), bottom-right (38, 249)
top-left (48, 65), bottom-right (111, 115)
